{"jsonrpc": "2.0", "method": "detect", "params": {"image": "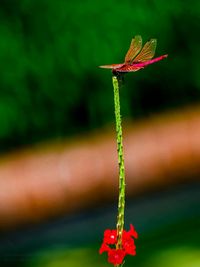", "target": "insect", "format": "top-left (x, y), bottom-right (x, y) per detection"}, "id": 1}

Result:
top-left (99, 35), bottom-right (168, 75)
